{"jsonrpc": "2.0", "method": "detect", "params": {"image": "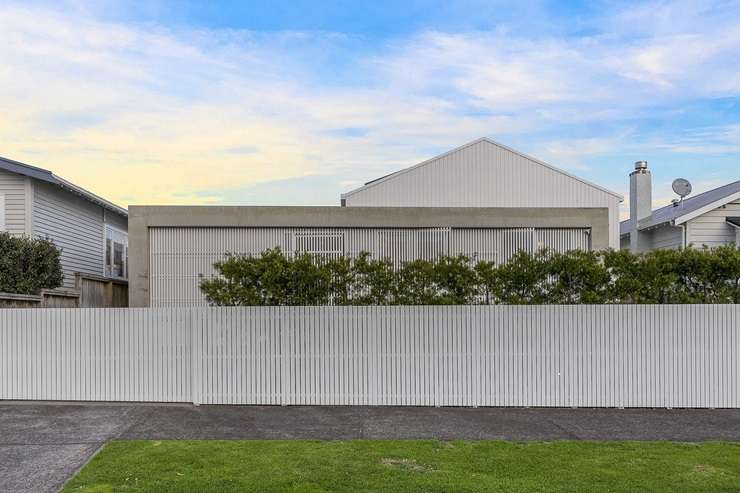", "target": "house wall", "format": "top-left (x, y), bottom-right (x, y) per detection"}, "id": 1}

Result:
top-left (342, 140), bottom-right (623, 249)
top-left (687, 199), bottom-right (740, 248)
top-left (32, 181), bottom-right (107, 289)
top-left (650, 224), bottom-right (684, 250)
top-left (129, 205), bottom-right (609, 307)
top-left (0, 168), bottom-right (29, 235)
top-left (149, 226), bottom-right (592, 307)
